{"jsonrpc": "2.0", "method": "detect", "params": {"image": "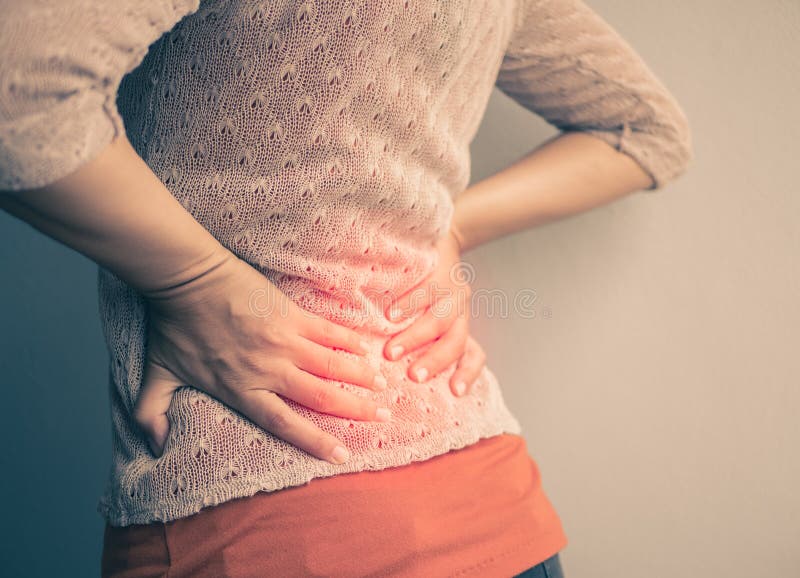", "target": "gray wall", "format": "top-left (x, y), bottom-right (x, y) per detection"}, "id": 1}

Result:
top-left (1, 1), bottom-right (797, 576)
top-left (0, 221), bottom-right (110, 574)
